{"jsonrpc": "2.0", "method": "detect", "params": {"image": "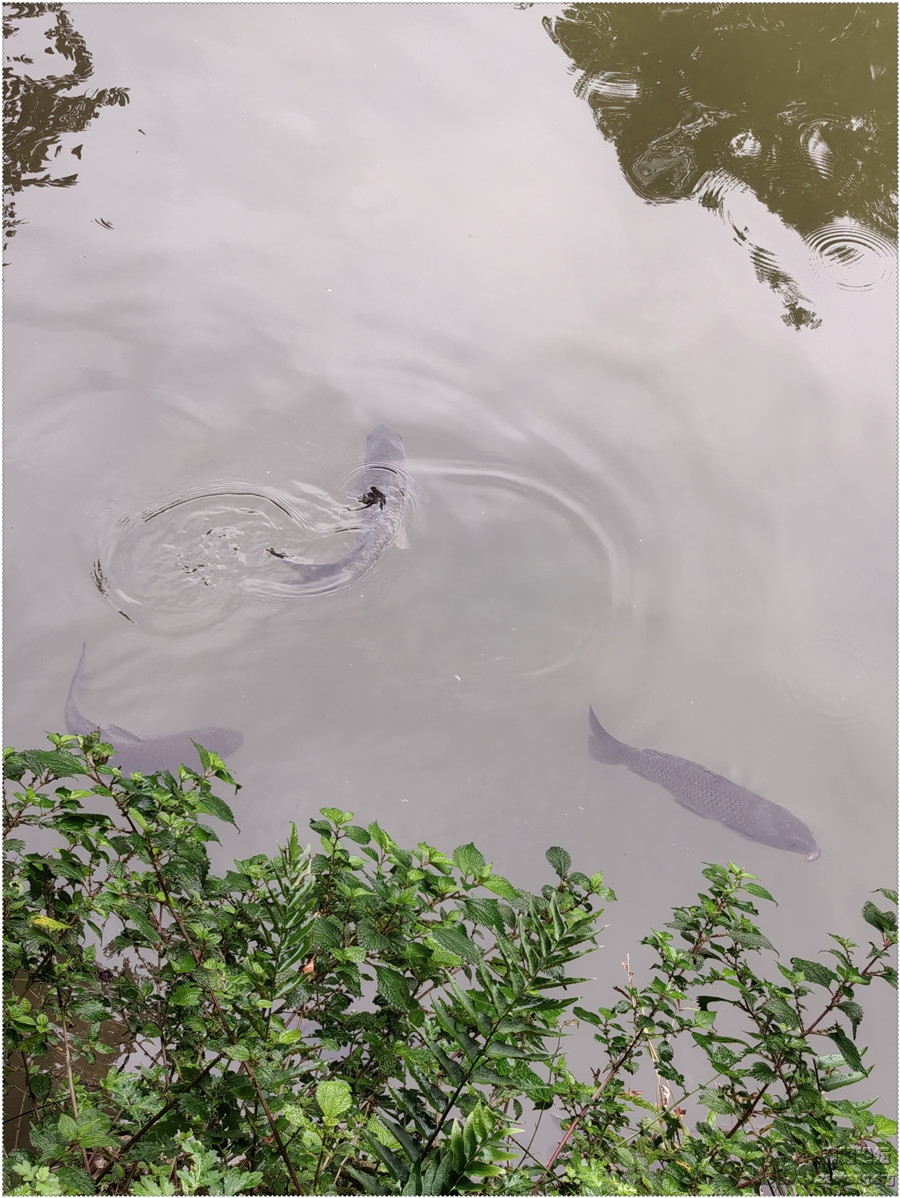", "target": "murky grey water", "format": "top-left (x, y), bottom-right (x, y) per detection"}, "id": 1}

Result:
top-left (4, 3), bottom-right (896, 1108)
